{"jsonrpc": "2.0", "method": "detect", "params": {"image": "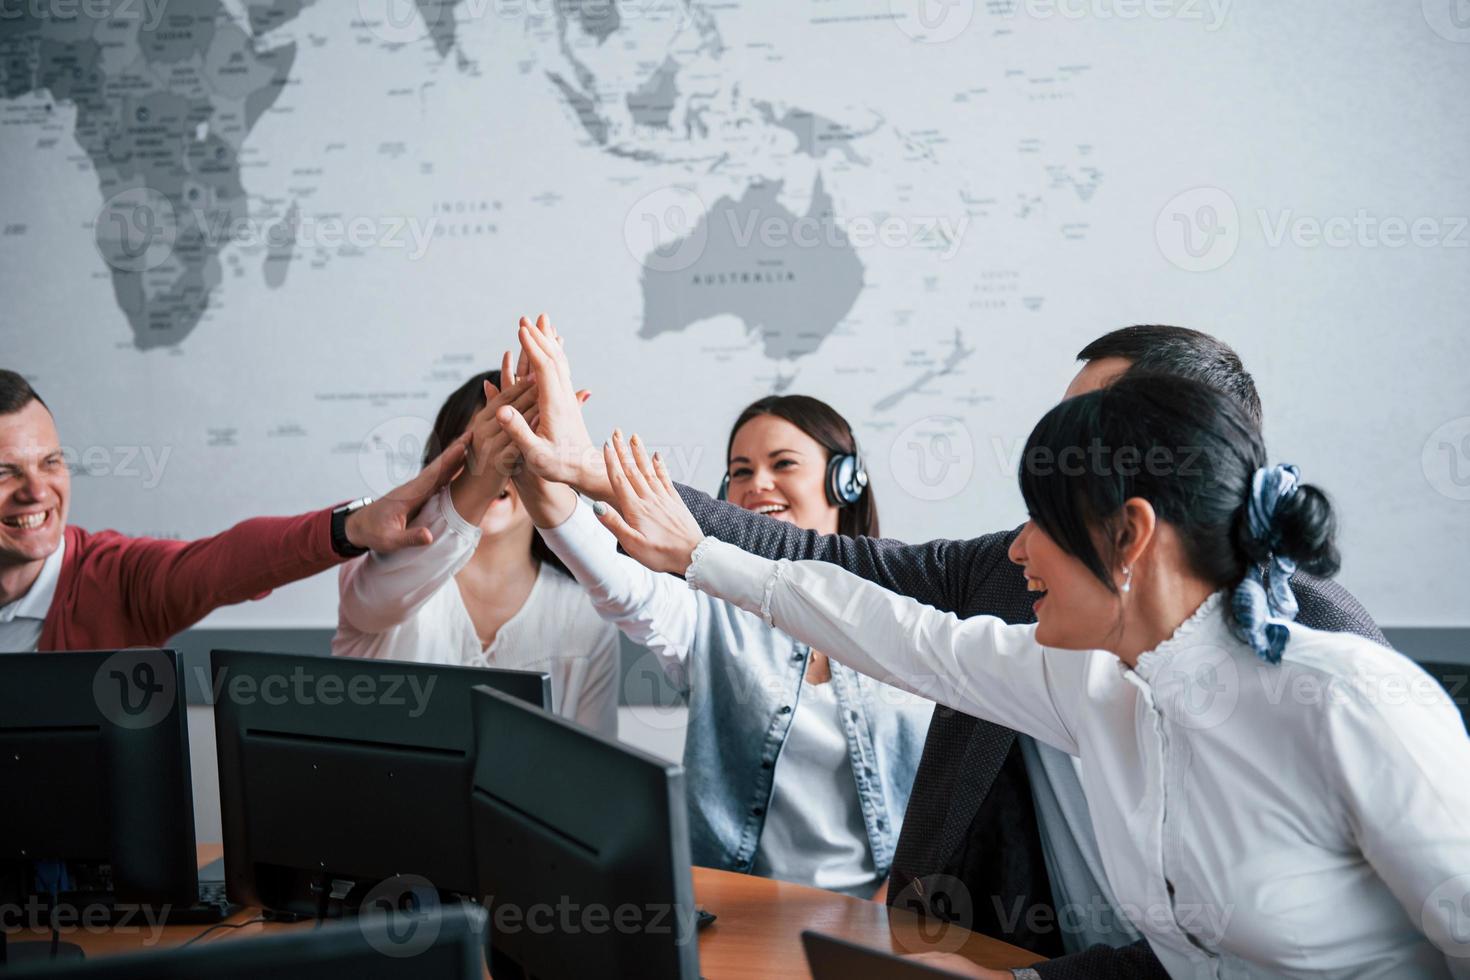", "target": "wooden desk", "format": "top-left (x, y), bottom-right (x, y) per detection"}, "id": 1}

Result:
top-left (11, 846), bottom-right (1042, 977)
